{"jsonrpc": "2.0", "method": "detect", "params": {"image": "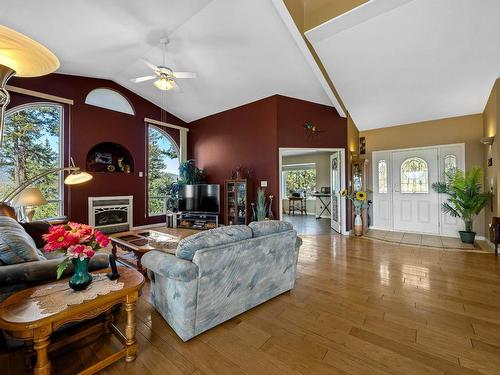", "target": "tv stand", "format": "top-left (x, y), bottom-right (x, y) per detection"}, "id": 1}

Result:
top-left (176, 212), bottom-right (219, 230)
